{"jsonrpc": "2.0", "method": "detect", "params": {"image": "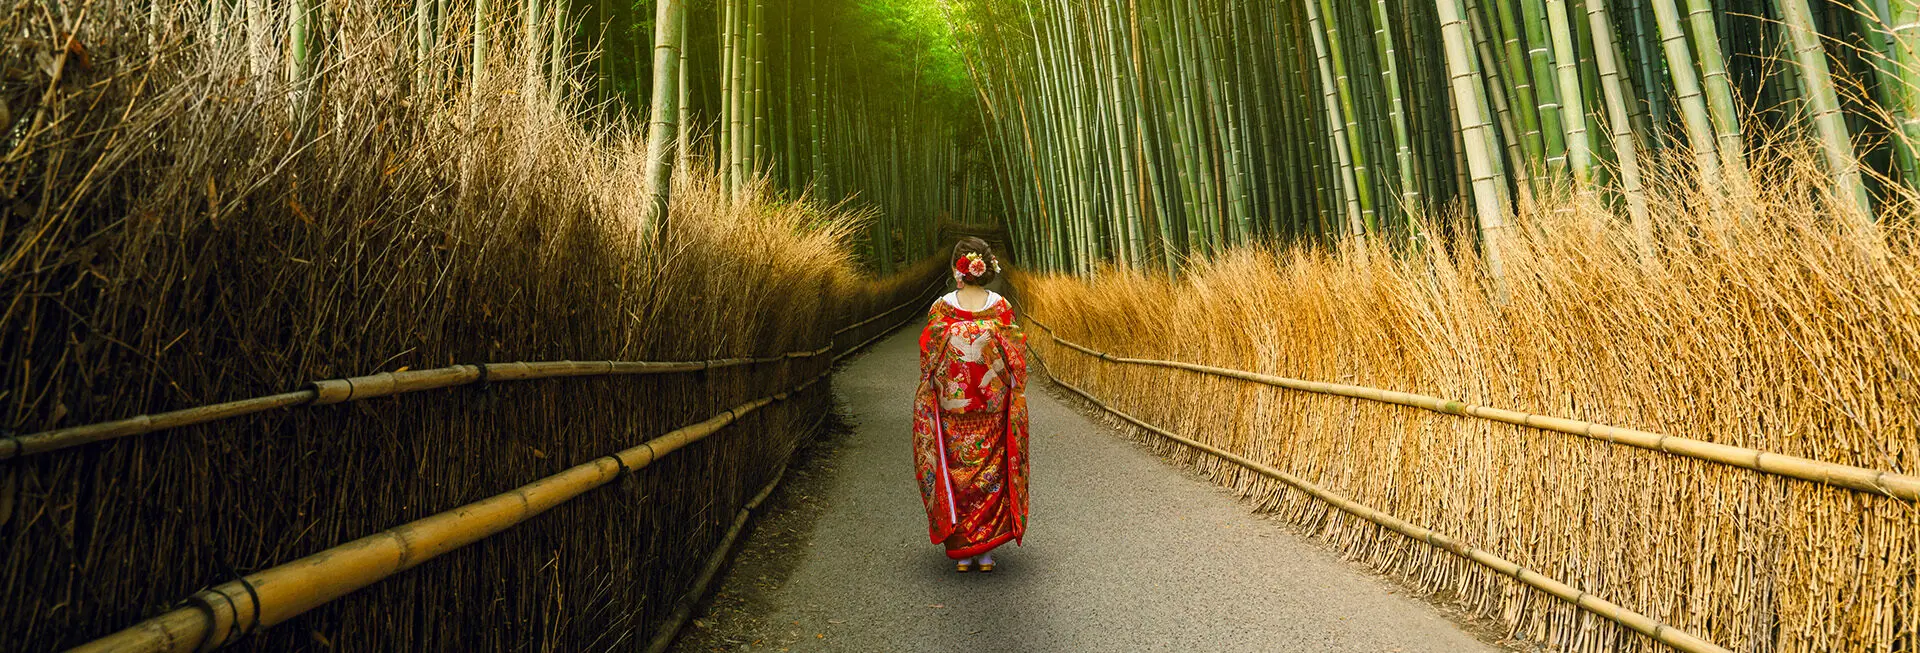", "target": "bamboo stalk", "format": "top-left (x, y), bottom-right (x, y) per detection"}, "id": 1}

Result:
top-left (1046, 373), bottom-right (1733, 653)
top-left (643, 0), bottom-right (687, 233)
top-left (1028, 318), bottom-right (1920, 502)
top-left (4, 277), bottom-right (948, 461)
